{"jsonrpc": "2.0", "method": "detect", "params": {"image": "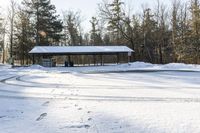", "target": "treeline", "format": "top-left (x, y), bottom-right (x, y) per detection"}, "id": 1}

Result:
top-left (0, 0), bottom-right (200, 65)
